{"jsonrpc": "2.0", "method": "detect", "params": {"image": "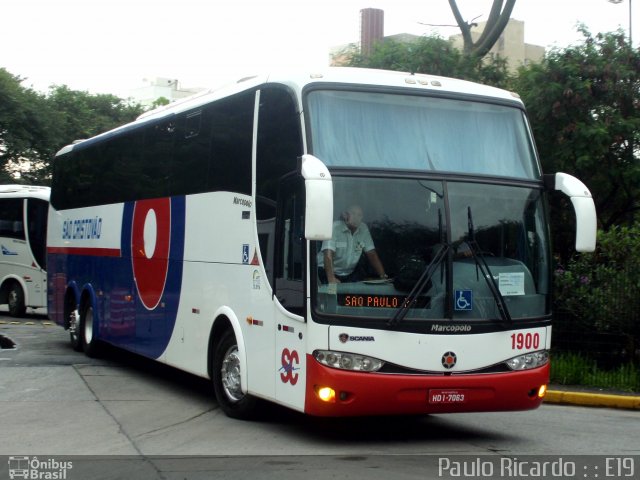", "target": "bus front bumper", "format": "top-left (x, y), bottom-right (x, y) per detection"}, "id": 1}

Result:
top-left (304, 354), bottom-right (549, 417)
